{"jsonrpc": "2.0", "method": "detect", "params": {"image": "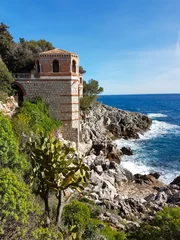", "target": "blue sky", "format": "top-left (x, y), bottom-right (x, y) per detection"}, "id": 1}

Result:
top-left (1, 0), bottom-right (180, 94)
